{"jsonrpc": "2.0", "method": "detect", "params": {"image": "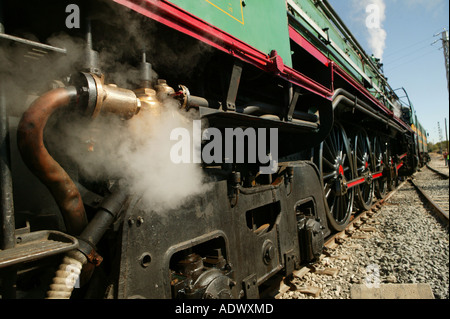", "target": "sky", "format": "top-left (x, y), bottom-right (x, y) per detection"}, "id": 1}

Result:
top-left (328, 0), bottom-right (449, 145)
